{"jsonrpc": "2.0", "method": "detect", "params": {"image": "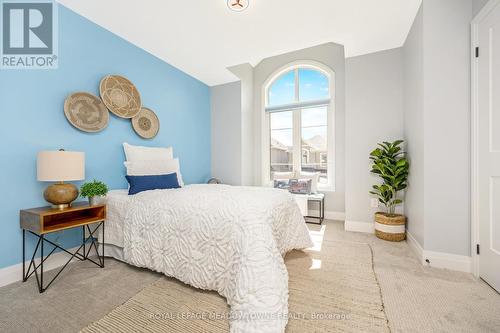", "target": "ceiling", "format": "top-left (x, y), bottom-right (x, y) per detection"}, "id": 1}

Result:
top-left (57, 0), bottom-right (422, 86)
